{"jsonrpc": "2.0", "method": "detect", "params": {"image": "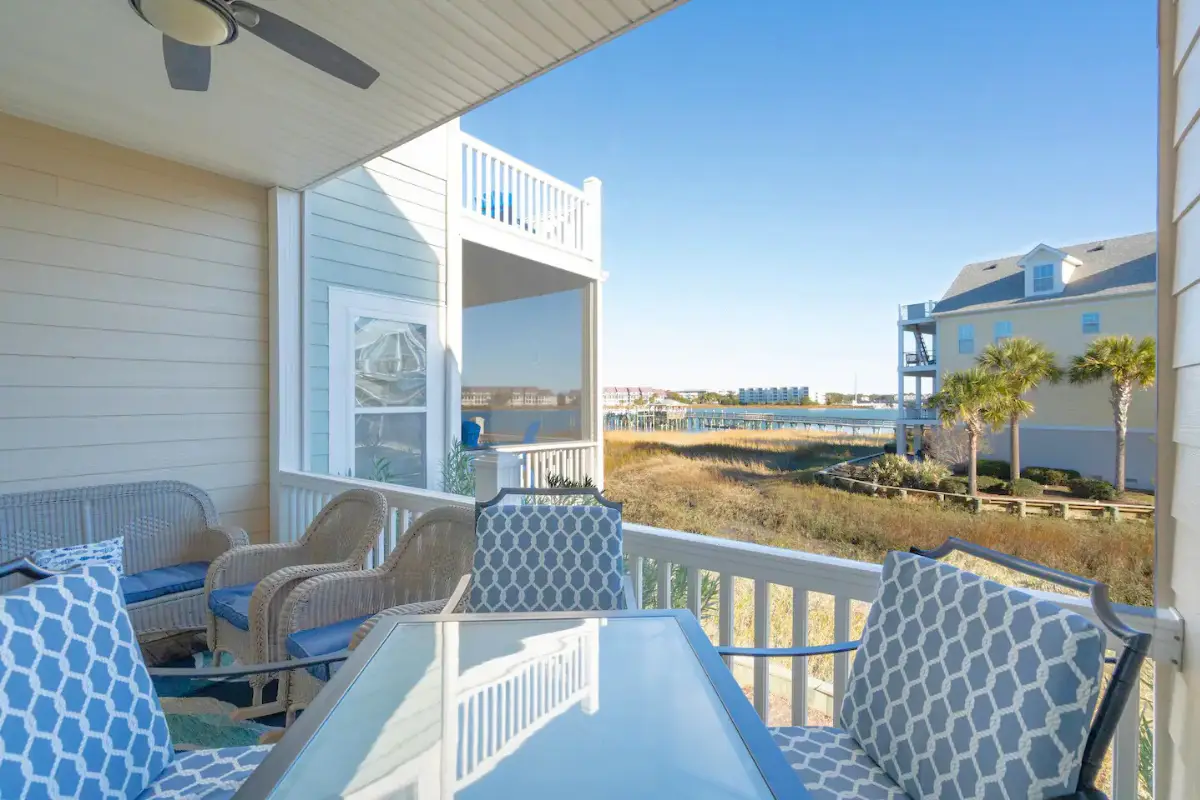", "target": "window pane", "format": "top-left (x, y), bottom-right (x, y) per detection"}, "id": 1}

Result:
top-left (1082, 313), bottom-right (1100, 333)
top-left (355, 317), bottom-right (427, 408)
top-left (355, 413), bottom-right (426, 488)
top-left (462, 288), bottom-right (584, 445)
